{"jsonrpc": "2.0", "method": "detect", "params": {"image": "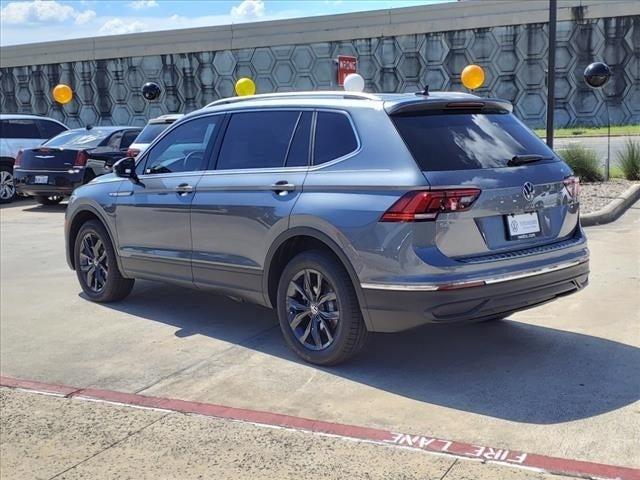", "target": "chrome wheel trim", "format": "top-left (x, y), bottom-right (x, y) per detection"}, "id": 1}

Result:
top-left (286, 268), bottom-right (339, 351)
top-left (0, 170), bottom-right (15, 200)
top-left (78, 232), bottom-right (109, 293)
